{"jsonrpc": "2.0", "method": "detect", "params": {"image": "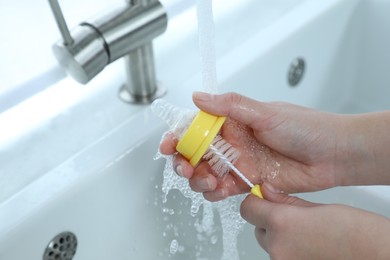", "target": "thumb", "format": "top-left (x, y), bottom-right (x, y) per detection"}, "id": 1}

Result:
top-left (192, 92), bottom-right (267, 130)
top-left (262, 182), bottom-right (319, 207)
top-left (240, 195), bottom-right (276, 229)
top-left (240, 184), bottom-right (320, 228)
